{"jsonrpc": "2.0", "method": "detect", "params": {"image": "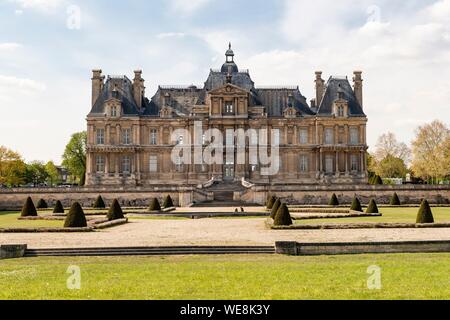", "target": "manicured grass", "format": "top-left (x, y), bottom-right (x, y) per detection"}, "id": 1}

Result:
top-left (0, 253), bottom-right (449, 299)
top-left (294, 207), bottom-right (450, 224)
top-left (0, 212), bottom-right (62, 228)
